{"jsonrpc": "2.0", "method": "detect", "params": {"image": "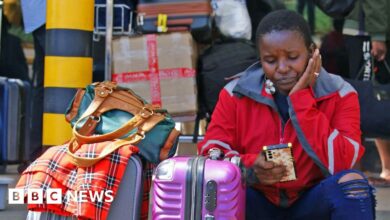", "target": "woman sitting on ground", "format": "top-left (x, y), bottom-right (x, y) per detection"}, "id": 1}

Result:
top-left (198, 10), bottom-right (375, 220)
